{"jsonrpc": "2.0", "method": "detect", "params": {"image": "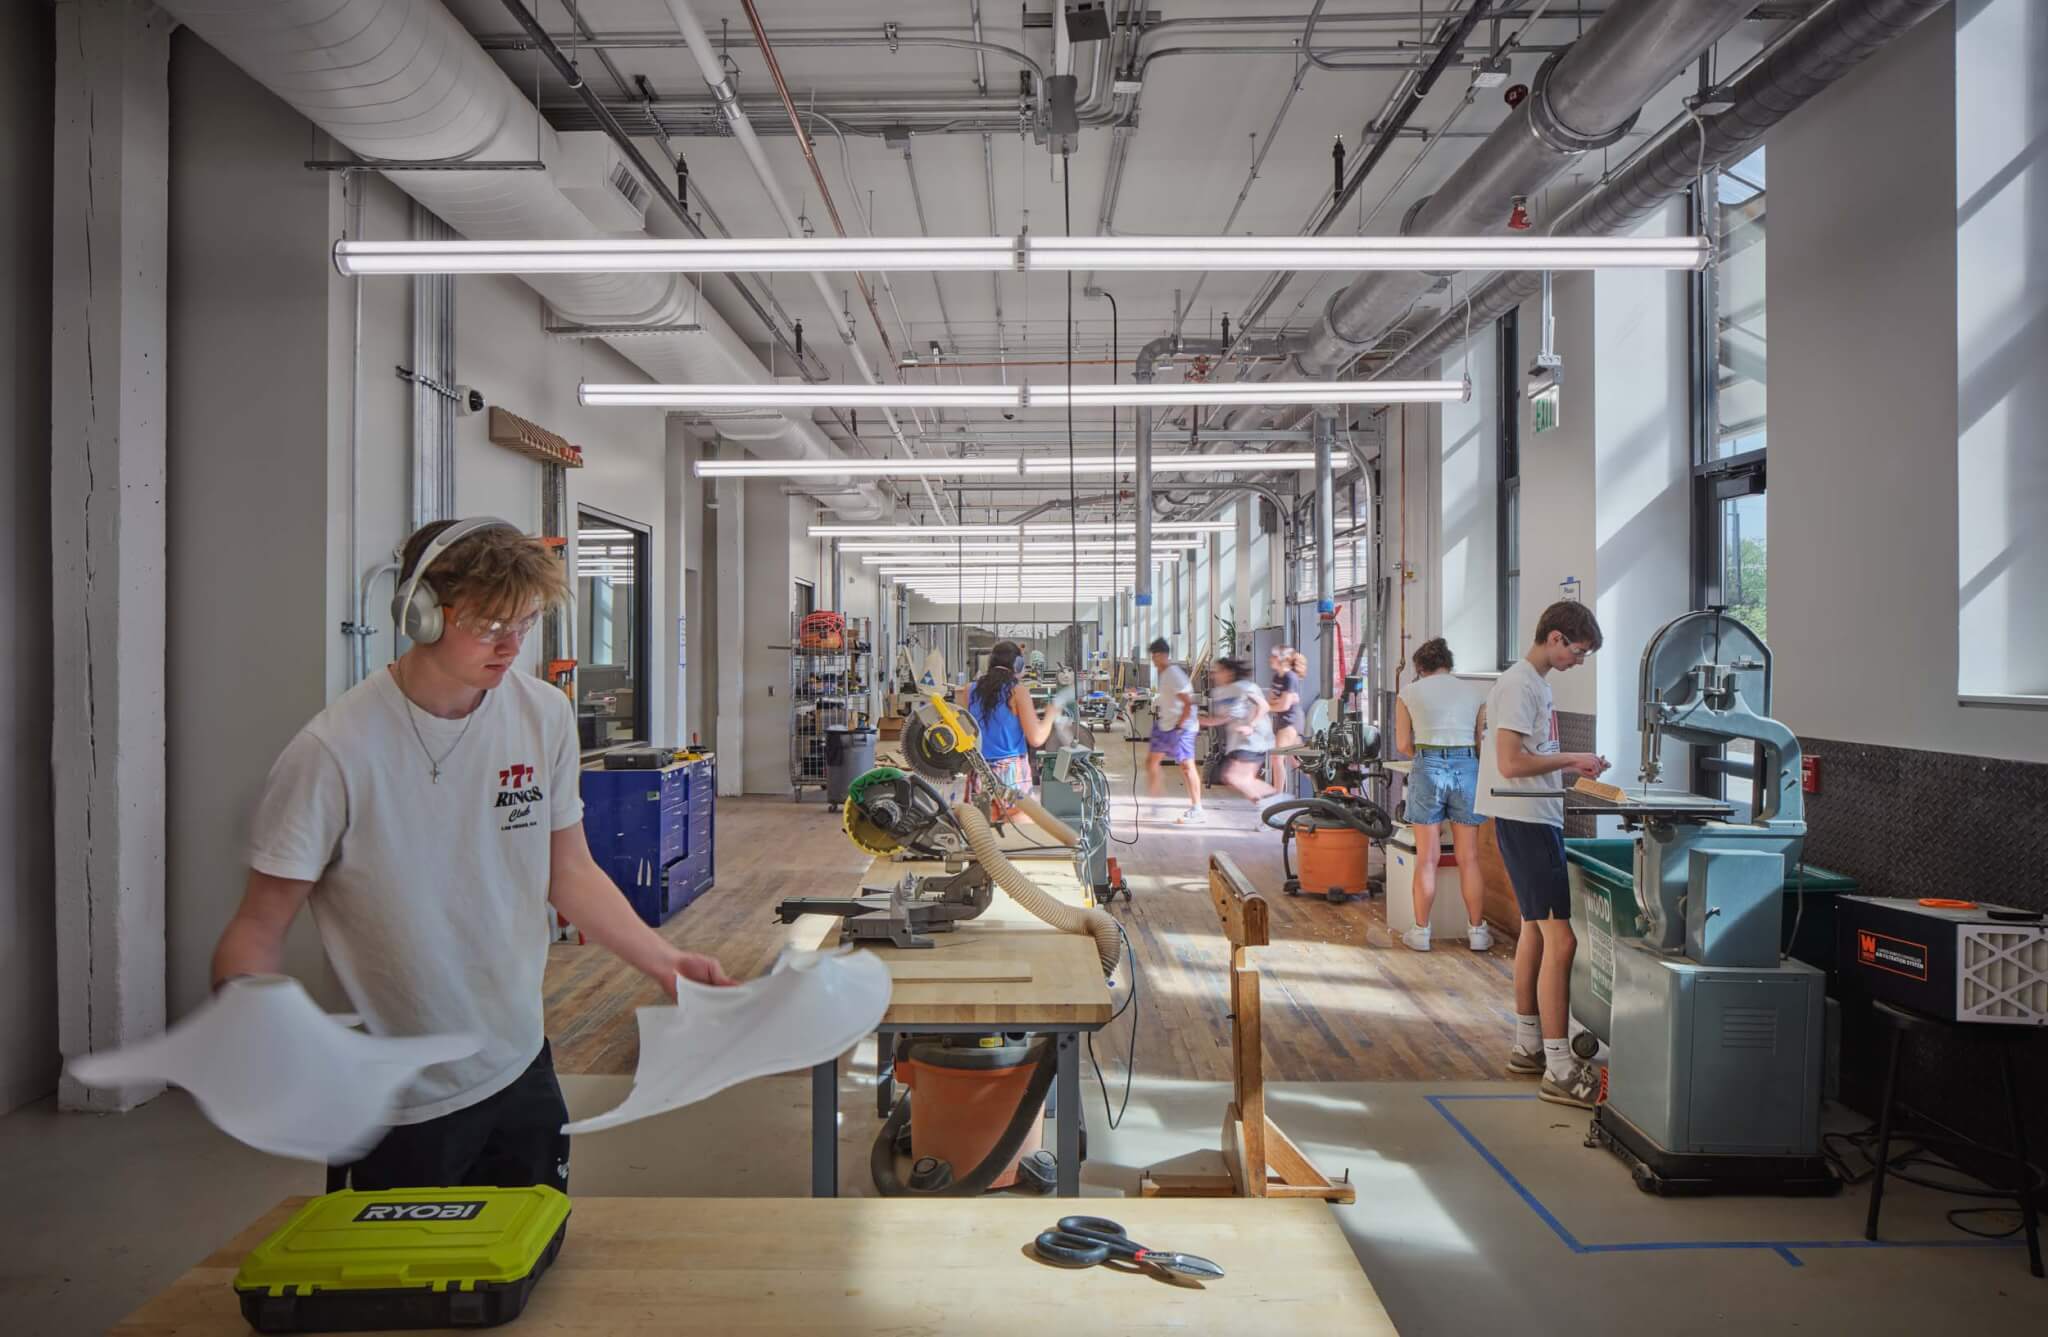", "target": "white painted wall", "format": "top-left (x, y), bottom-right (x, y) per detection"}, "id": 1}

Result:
top-left (1955, 0), bottom-right (2048, 703)
top-left (1509, 275), bottom-right (1599, 717)
top-left (1439, 331), bottom-right (1498, 670)
top-left (162, 39), bottom-right (677, 1015)
top-left (0, 0), bottom-right (57, 1113)
top-left (166, 33), bottom-right (345, 1016)
top-left (1592, 208), bottom-right (1693, 786)
top-left (1771, 9), bottom-right (2048, 761)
